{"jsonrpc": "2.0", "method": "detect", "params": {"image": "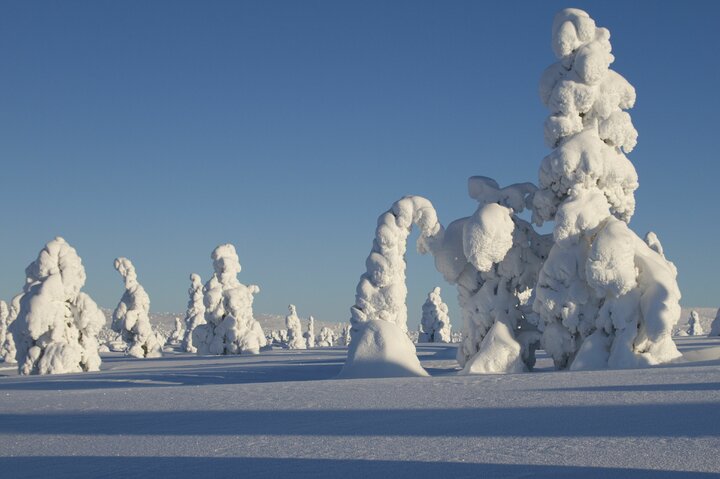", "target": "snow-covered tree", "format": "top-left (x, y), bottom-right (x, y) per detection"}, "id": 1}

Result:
top-left (285, 304), bottom-right (306, 350)
top-left (8, 237), bottom-right (105, 375)
top-left (687, 310), bottom-right (704, 336)
top-left (533, 9), bottom-right (681, 370)
top-left (418, 287), bottom-right (452, 343)
top-left (166, 317), bottom-right (185, 346)
top-left (340, 196), bottom-right (442, 378)
top-left (2, 298), bottom-right (18, 363)
top-left (317, 326), bottom-right (336, 347)
top-left (340, 324), bottom-right (351, 346)
top-left (0, 301), bottom-right (8, 362)
top-left (112, 257), bottom-right (163, 358)
top-left (193, 244), bottom-right (266, 355)
top-left (710, 308), bottom-right (720, 337)
top-left (304, 316), bottom-right (316, 348)
top-left (181, 273), bottom-right (205, 353)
